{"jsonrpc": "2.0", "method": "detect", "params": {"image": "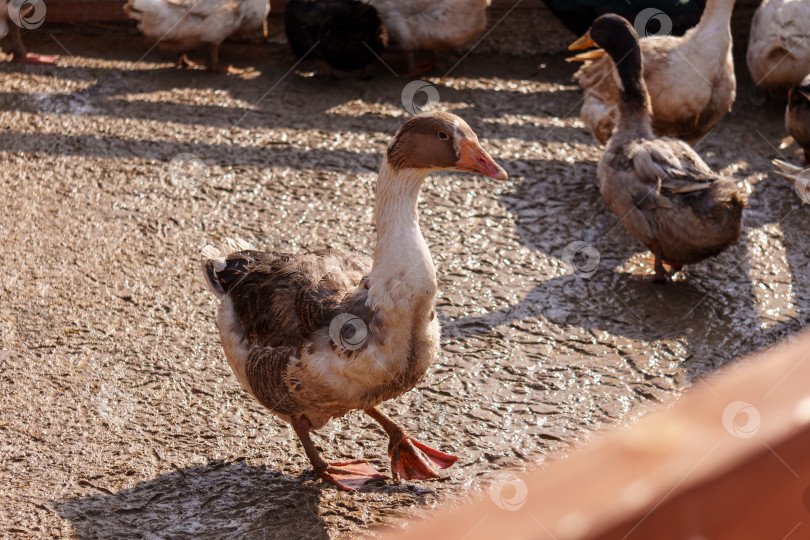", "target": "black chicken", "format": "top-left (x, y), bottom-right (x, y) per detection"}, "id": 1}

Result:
top-left (285, 0), bottom-right (388, 73)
